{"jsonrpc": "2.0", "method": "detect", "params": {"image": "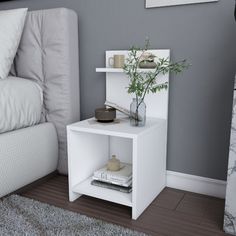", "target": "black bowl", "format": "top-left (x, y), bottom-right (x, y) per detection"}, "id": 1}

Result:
top-left (95, 107), bottom-right (116, 122)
